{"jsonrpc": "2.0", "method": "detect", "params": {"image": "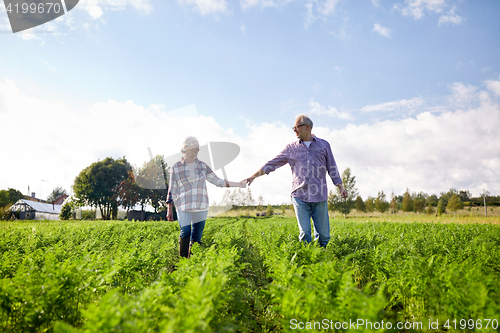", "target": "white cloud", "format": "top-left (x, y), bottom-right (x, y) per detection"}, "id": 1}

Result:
top-left (372, 23), bottom-right (392, 38)
top-left (448, 82), bottom-right (478, 107)
top-left (240, 0), bottom-right (291, 11)
top-left (394, 0), bottom-right (447, 20)
top-left (320, 0), bottom-right (341, 15)
top-left (361, 97), bottom-right (425, 113)
top-left (485, 79), bottom-right (500, 97)
top-left (20, 31), bottom-right (42, 40)
top-left (438, 7), bottom-right (463, 26)
top-left (321, 97), bottom-right (500, 198)
top-left (177, 0), bottom-right (229, 15)
top-left (1, 78), bottom-right (500, 206)
top-left (80, 0), bottom-right (153, 18)
top-left (240, 21), bottom-right (246, 34)
top-left (0, 78), bottom-right (239, 203)
top-left (304, 1), bottom-right (316, 28)
top-left (308, 98), bottom-right (354, 120)
top-left (83, 1), bottom-right (104, 19)
top-left (297, 0), bottom-right (344, 28)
